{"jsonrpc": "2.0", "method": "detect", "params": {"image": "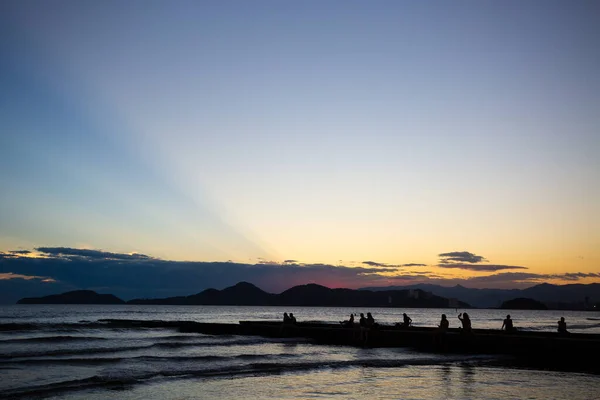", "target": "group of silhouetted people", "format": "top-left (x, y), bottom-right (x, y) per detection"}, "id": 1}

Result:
top-left (285, 311), bottom-right (569, 335)
top-left (282, 312), bottom-right (296, 325)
